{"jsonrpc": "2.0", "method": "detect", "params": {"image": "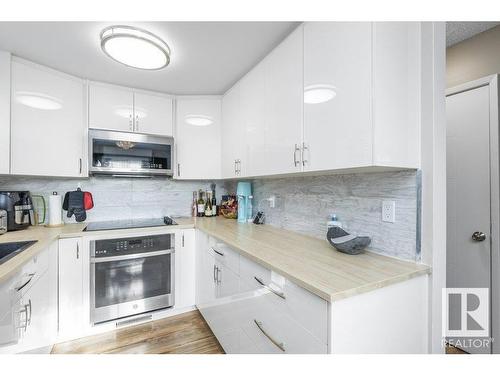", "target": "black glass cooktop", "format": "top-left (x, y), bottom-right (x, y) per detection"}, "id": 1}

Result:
top-left (84, 216), bottom-right (177, 232)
